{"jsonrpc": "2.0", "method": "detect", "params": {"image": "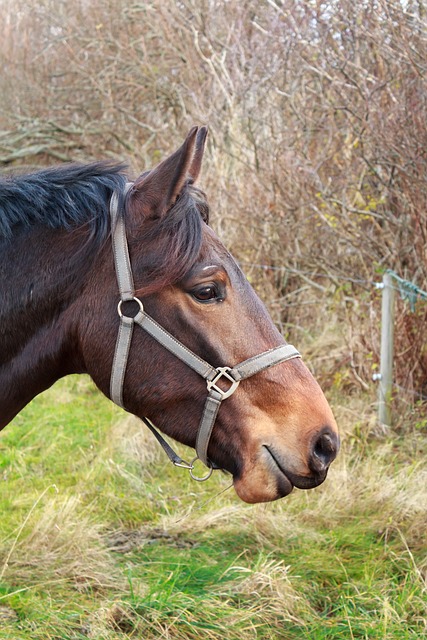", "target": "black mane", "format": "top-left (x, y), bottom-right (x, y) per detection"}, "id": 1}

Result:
top-left (0, 162), bottom-right (127, 241)
top-left (0, 161), bottom-right (212, 296)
